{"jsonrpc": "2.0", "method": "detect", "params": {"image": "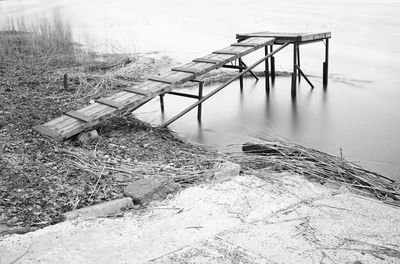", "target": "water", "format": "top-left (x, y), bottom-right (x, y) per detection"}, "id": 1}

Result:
top-left (1, 0), bottom-right (400, 179)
